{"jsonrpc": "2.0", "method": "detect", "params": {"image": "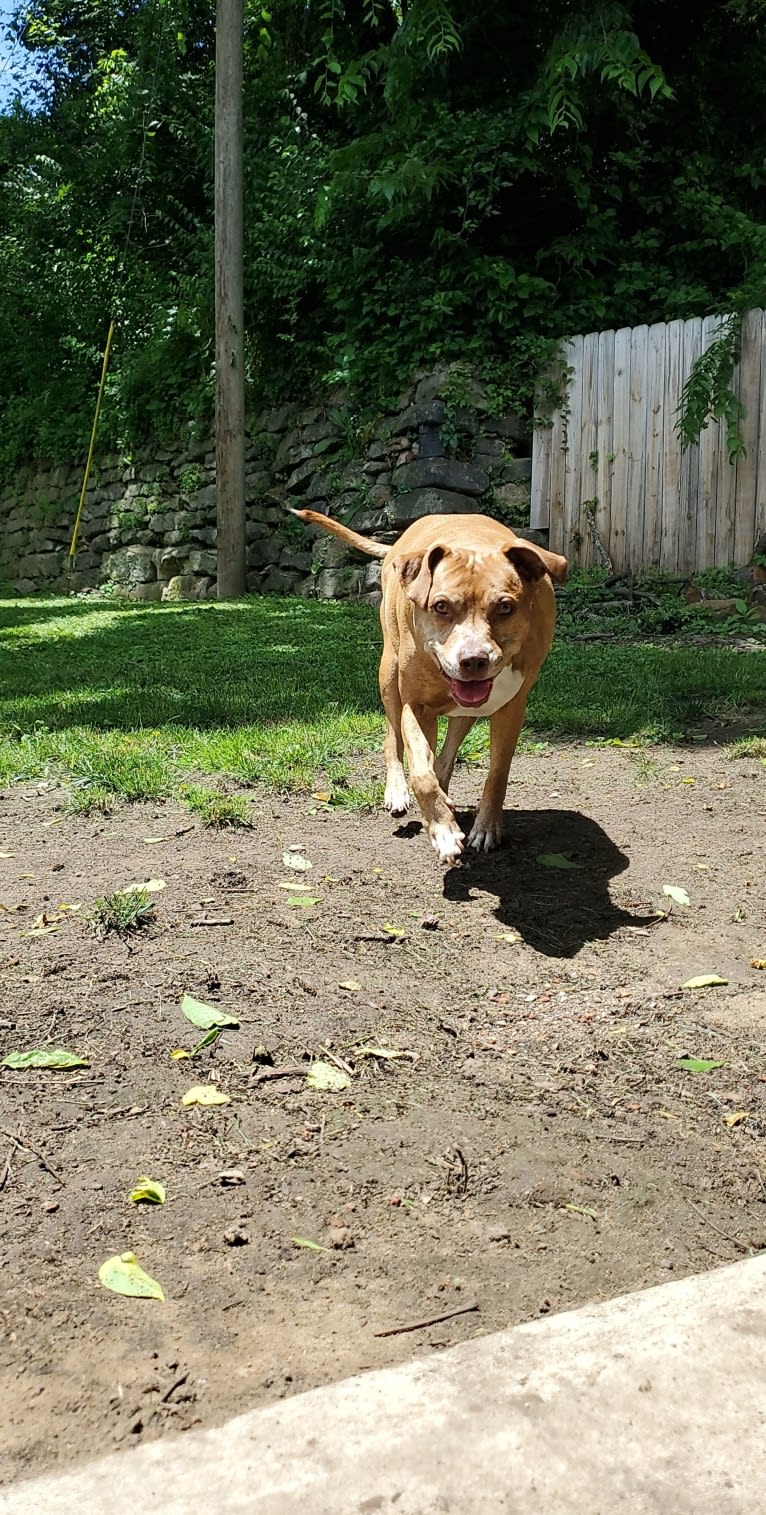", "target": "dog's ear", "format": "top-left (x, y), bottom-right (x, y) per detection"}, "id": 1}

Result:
top-left (505, 542), bottom-right (568, 586)
top-left (397, 545), bottom-right (447, 607)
